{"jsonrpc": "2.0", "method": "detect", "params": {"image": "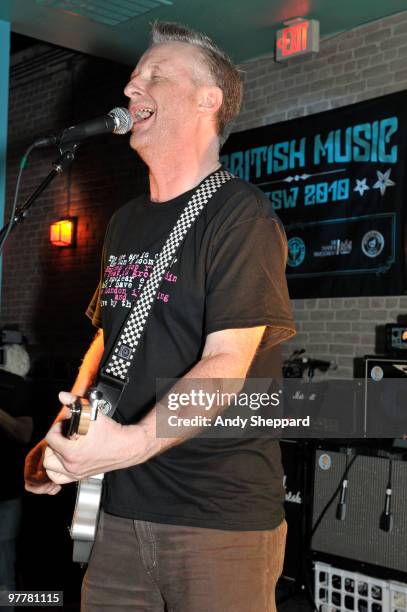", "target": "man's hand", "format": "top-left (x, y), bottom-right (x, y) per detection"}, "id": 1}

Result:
top-left (43, 391), bottom-right (146, 485)
top-left (24, 438), bottom-right (62, 495)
